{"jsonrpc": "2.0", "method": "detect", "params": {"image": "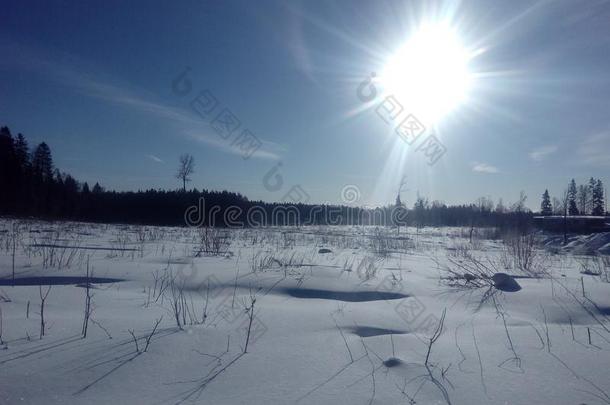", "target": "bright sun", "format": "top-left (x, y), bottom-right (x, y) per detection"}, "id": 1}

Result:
top-left (381, 23), bottom-right (472, 123)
